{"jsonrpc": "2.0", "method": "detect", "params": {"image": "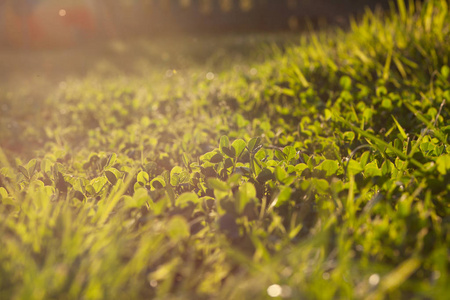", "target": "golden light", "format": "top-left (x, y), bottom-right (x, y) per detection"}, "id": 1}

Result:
top-left (58, 9), bottom-right (66, 17)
